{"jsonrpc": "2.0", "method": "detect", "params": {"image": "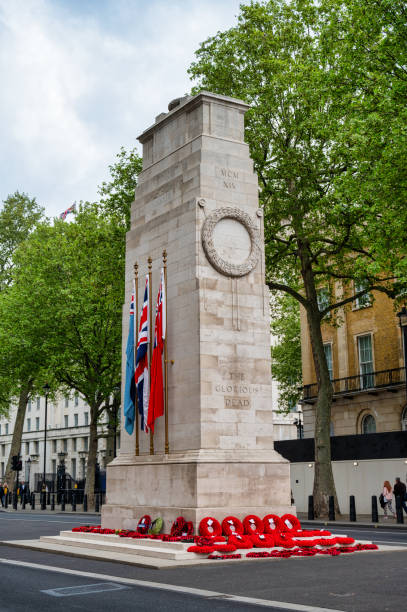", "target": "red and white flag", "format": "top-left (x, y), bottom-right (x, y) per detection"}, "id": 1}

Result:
top-left (147, 268), bottom-right (166, 433)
